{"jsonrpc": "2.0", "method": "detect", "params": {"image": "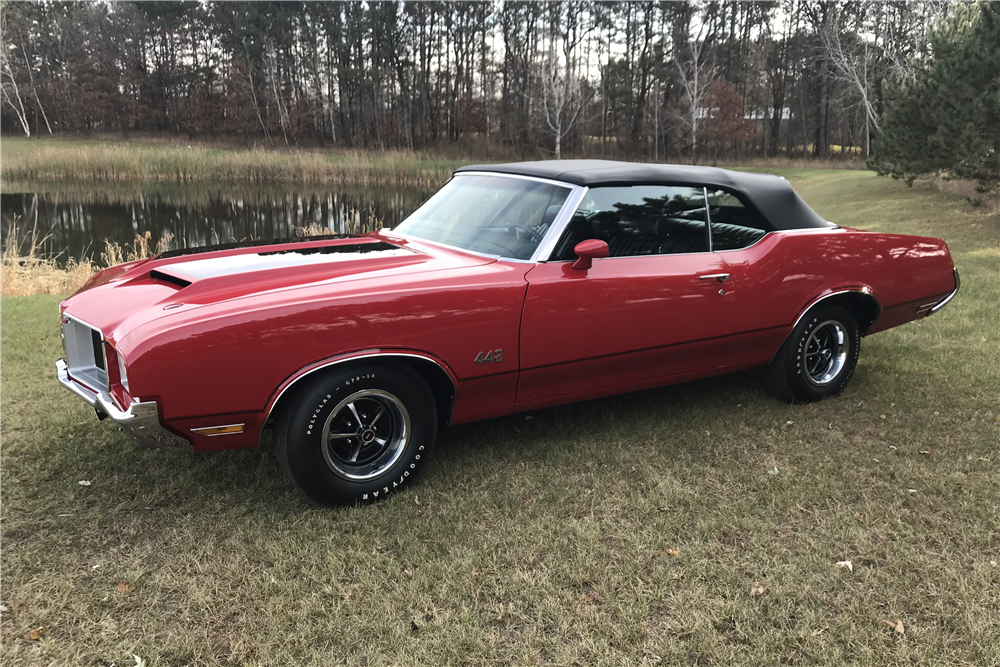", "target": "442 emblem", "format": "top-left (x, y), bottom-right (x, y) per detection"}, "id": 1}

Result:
top-left (474, 349), bottom-right (503, 365)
